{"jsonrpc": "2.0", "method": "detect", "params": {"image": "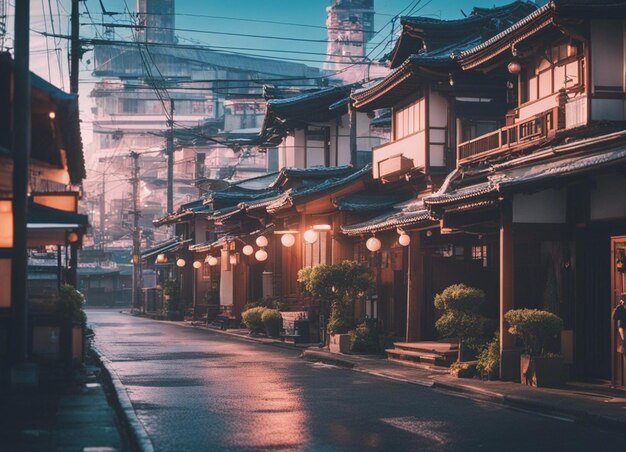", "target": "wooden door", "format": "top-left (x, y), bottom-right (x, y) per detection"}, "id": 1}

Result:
top-left (610, 236), bottom-right (626, 387)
